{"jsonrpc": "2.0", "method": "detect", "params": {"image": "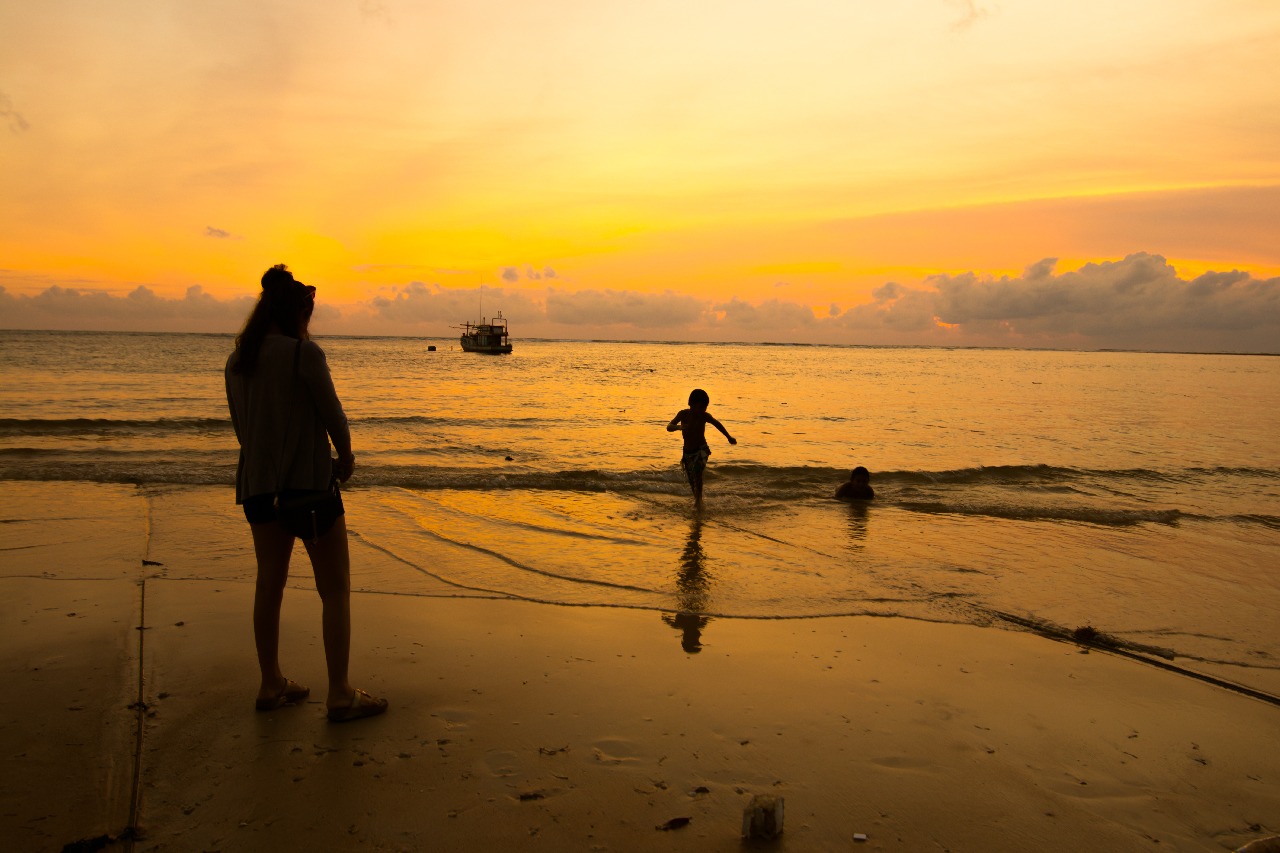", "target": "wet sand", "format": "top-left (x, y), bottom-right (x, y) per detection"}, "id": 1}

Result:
top-left (3, 482), bottom-right (1279, 851)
